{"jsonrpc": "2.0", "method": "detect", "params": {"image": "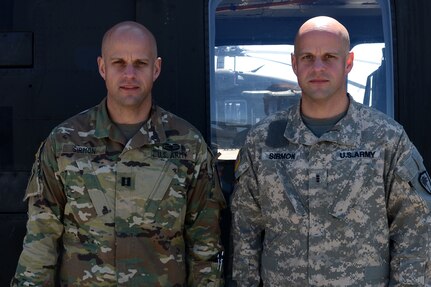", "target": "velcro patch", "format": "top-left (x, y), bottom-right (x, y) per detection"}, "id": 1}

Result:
top-left (336, 150), bottom-right (379, 160)
top-left (419, 171), bottom-right (431, 194)
top-left (152, 143), bottom-right (192, 160)
top-left (62, 144), bottom-right (106, 155)
top-left (262, 151), bottom-right (296, 160)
